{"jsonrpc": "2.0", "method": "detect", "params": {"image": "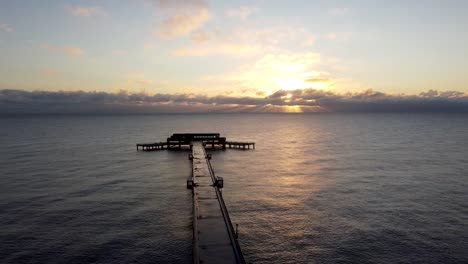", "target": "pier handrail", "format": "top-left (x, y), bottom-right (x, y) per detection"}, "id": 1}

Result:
top-left (203, 148), bottom-right (246, 264)
top-left (192, 163), bottom-right (200, 264)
